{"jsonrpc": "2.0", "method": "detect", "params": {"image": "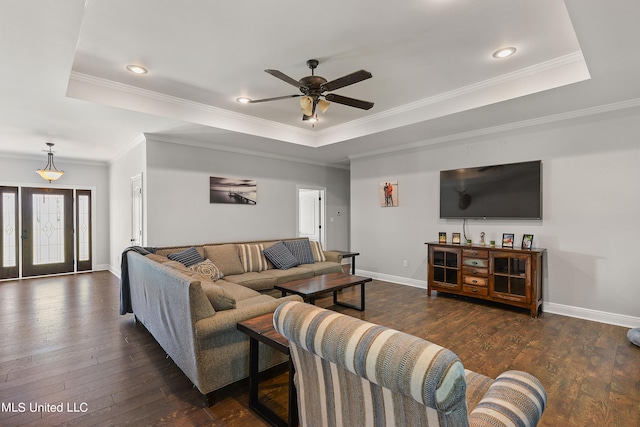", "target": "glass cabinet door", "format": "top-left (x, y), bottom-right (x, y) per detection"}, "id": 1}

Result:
top-left (430, 246), bottom-right (461, 290)
top-left (490, 252), bottom-right (531, 302)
